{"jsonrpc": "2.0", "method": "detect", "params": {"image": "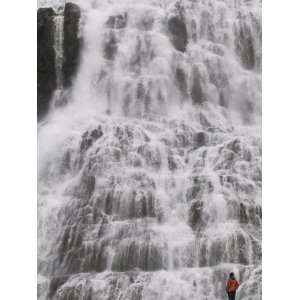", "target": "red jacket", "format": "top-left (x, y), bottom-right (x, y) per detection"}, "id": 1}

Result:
top-left (226, 279), bottom-right (239, 293)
